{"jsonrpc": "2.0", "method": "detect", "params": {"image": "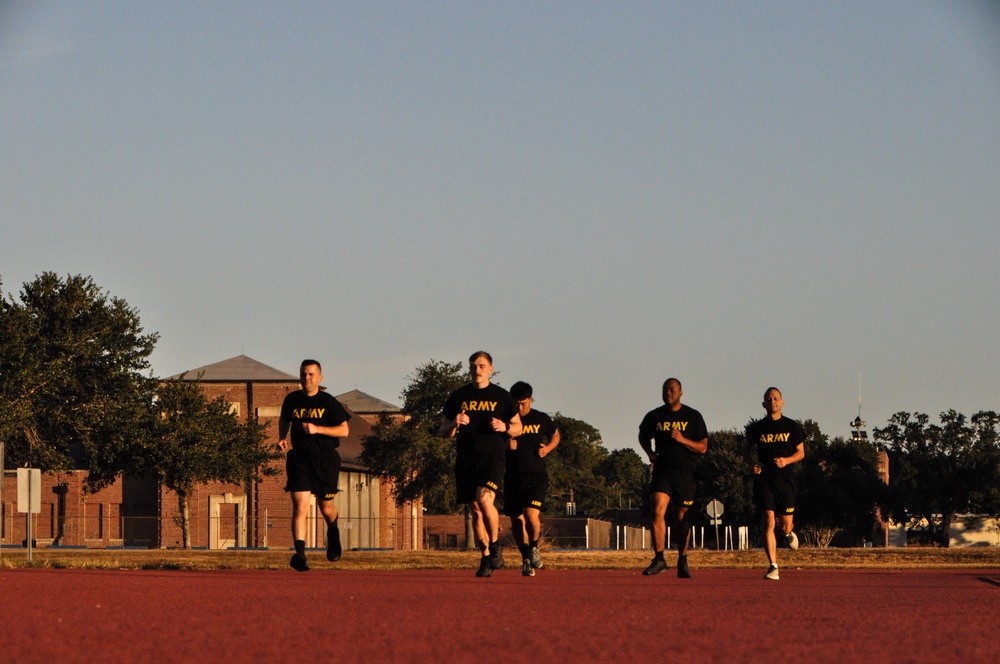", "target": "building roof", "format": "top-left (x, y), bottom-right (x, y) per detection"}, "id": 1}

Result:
top-left (335, 389), bottom-right (402, 414)
top-left (164, 355), bottom-right (298, 382)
